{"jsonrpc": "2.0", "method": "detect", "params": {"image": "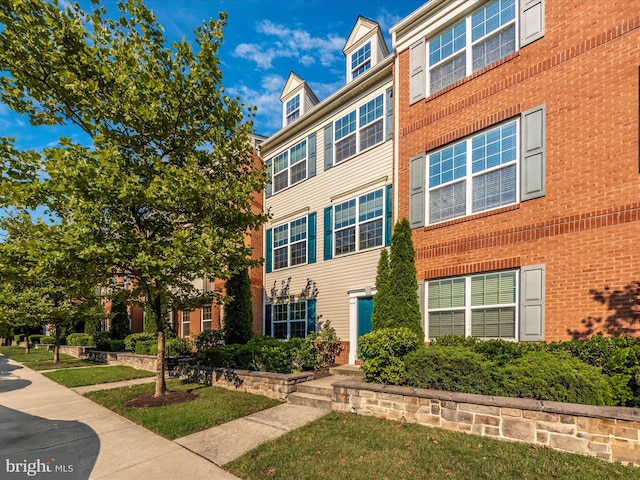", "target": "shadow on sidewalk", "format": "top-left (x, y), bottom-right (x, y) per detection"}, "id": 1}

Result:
top-left (0, 357), bottom-right (100, 479)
